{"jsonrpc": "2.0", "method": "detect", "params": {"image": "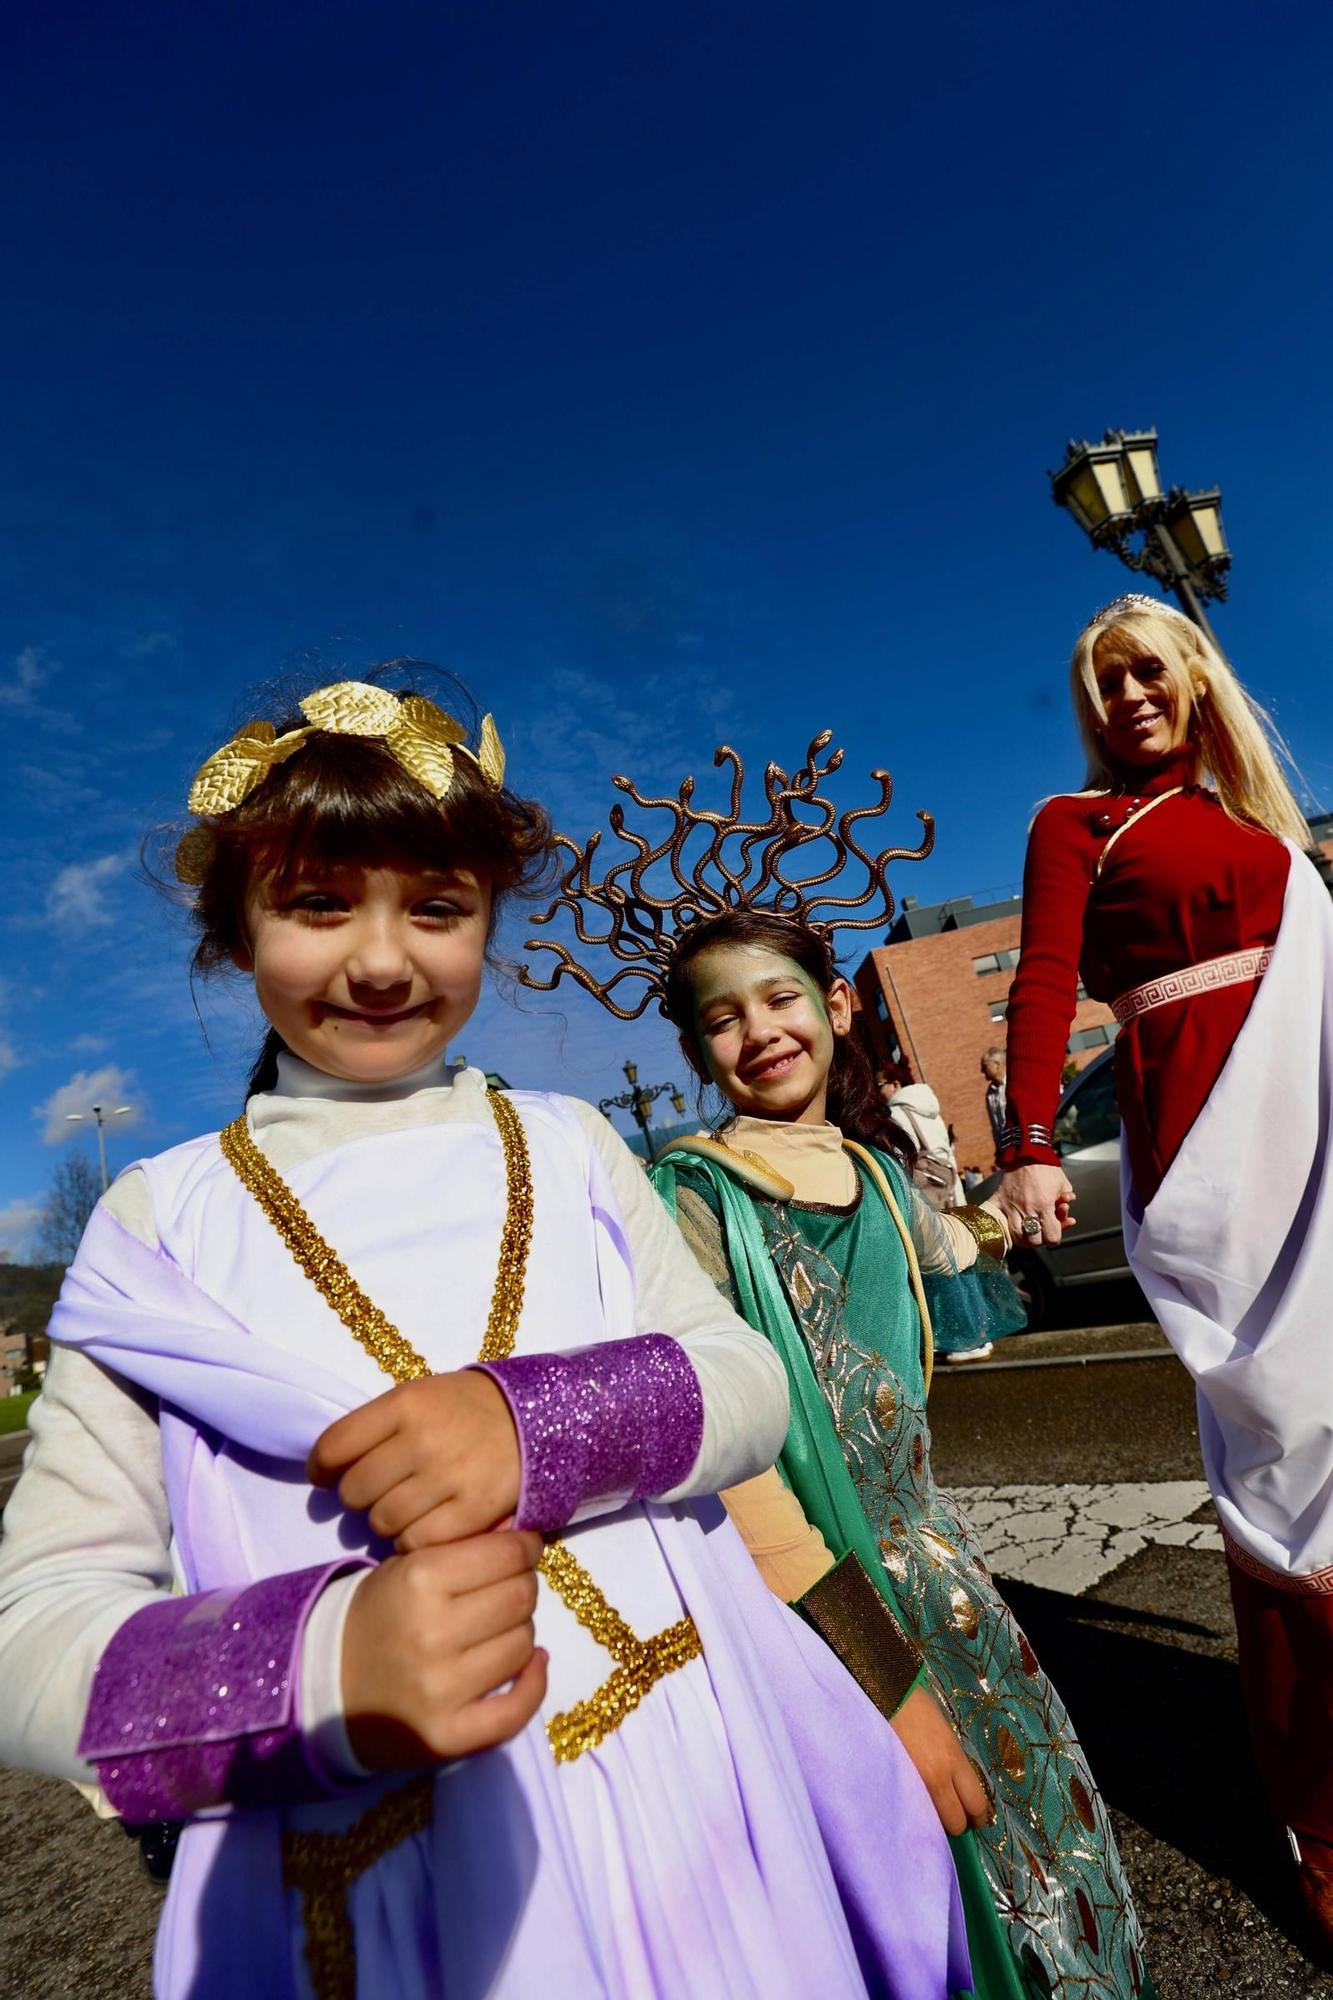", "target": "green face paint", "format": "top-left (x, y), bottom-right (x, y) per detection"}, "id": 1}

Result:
top-left (685, 944), bottom-right (836, 1122)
